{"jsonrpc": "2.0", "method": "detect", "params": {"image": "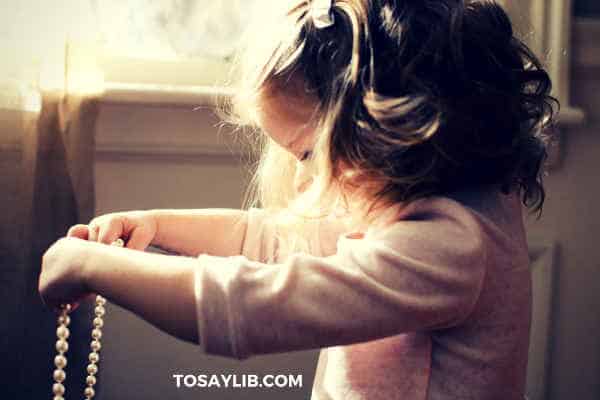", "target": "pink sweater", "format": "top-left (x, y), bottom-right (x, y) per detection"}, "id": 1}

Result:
top-left (194, 187), bottom-right (531, 399)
